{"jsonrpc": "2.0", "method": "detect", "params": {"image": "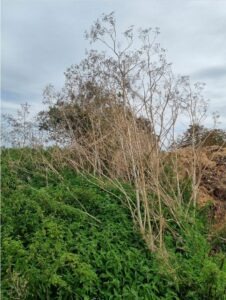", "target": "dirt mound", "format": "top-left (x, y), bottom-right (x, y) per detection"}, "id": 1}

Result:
top-left (201, 147), bottom-right (226, 200)
top-left (176, 146), bottom-right (226, 229)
